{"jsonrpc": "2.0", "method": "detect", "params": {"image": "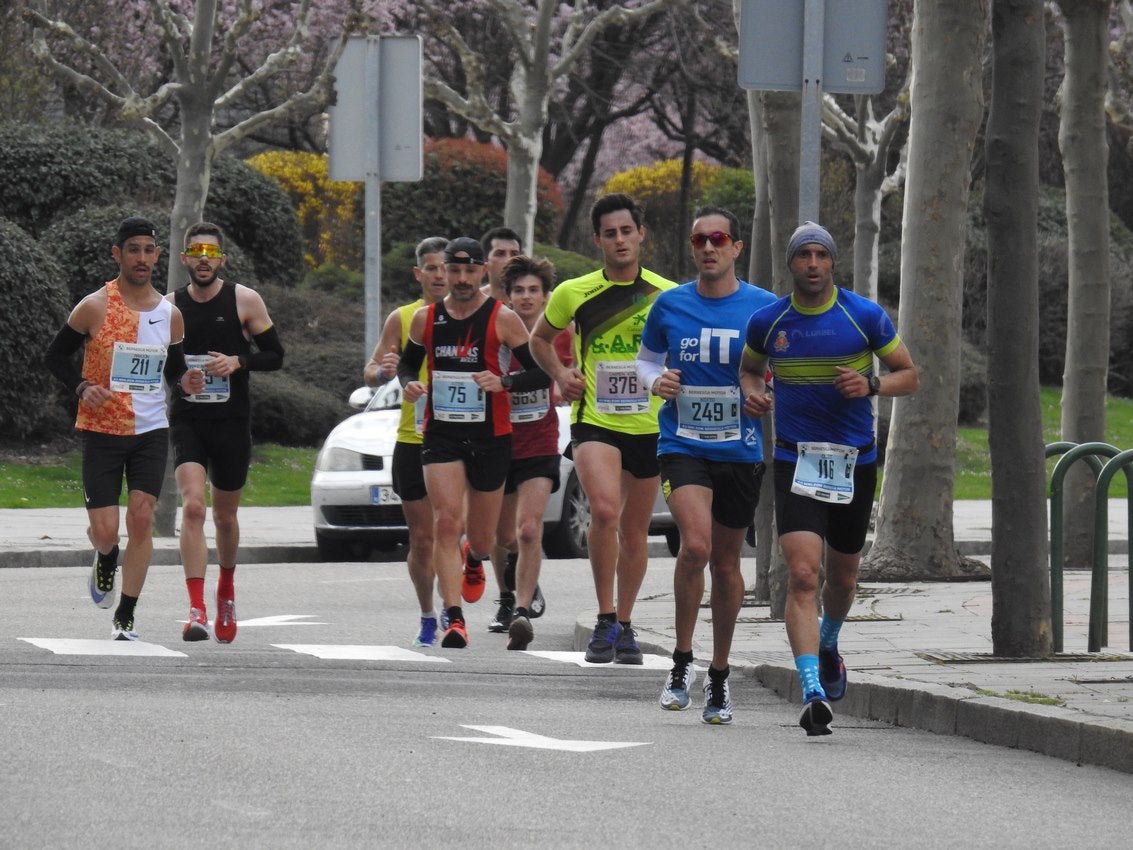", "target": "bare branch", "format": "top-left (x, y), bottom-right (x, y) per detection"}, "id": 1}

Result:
top-left (553, 0), bottom-right (691, 76)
